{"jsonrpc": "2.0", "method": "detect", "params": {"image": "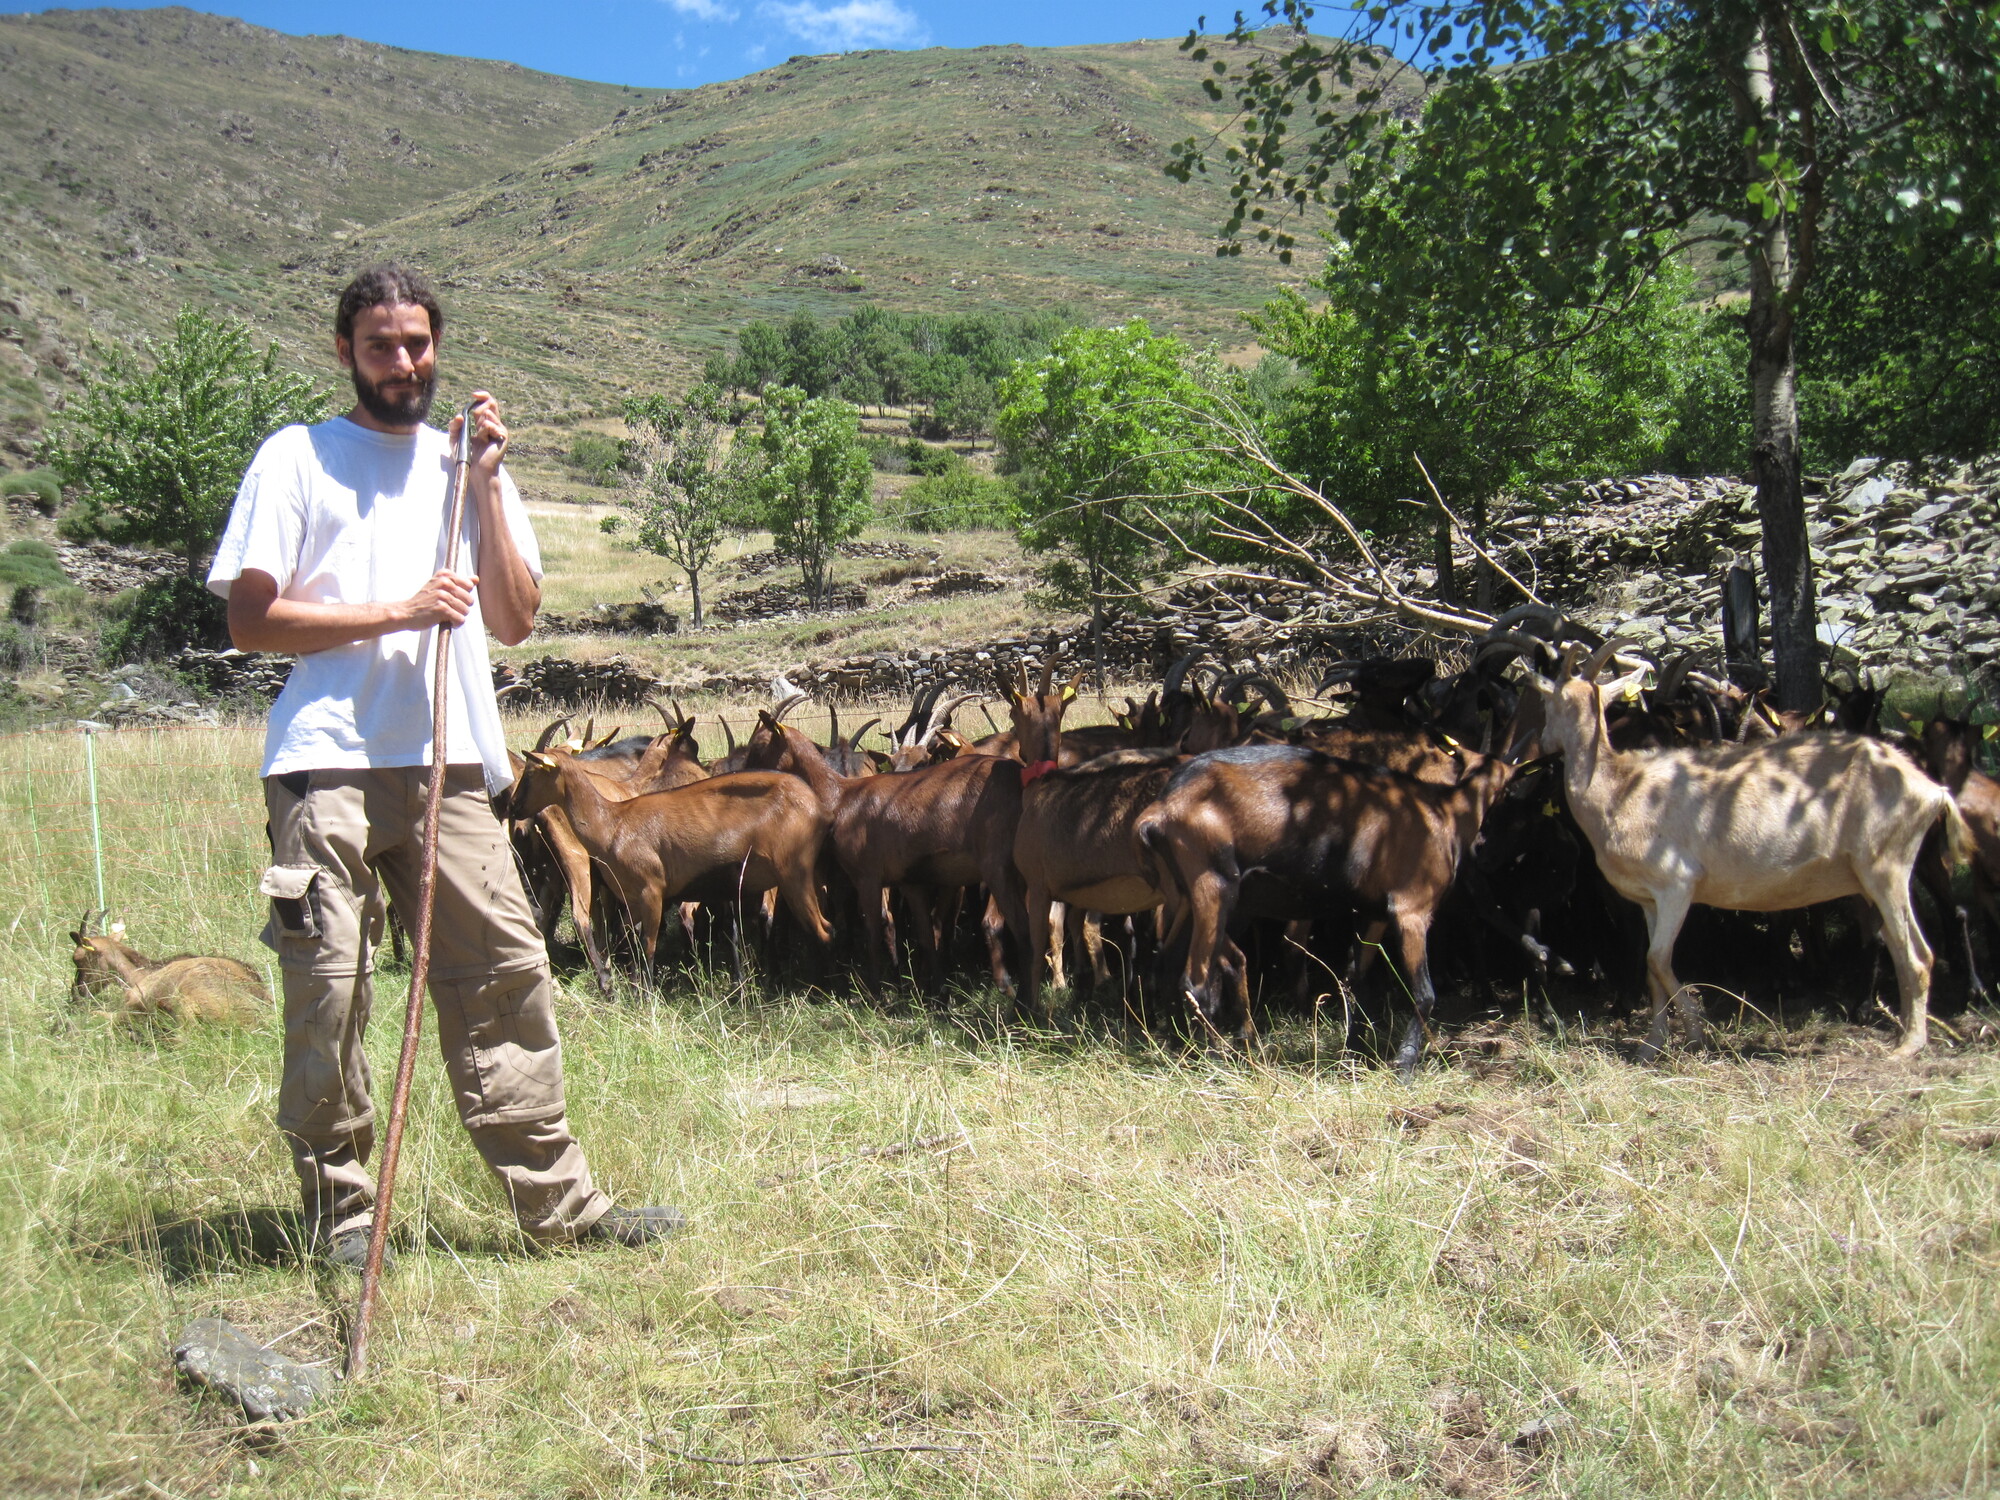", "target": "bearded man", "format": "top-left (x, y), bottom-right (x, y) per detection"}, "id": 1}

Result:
top-left (207, 263), bottom-right (679, 1269)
